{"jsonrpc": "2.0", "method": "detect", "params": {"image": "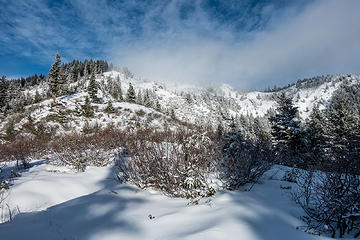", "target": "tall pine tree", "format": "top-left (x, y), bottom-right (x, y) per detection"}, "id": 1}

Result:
top-left (269, 92), bottom-right (303, 165)
top-left (327, 89), bottom-right (360, 173)
top-left (306, 104), bottom-right (328, 168)
top-left (81, 96), bottom-right (94, 118)
top-left (0, 76), bottom-right (8, 111)
top-left (48, 54), bottom-right (62, 100)
top-left (126, 83), bottom-right (136, 103)
top-left (88, 72), bottom-right (98, 102)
